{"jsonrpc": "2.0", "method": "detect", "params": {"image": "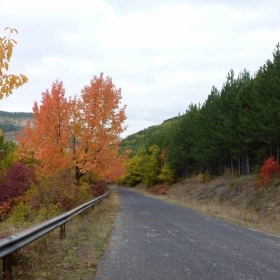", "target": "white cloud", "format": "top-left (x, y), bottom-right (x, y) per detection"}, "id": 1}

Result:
top-left (4, 0), bottom-right (112, 15)
top-left (1, 0), bottom-right (280, 137)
